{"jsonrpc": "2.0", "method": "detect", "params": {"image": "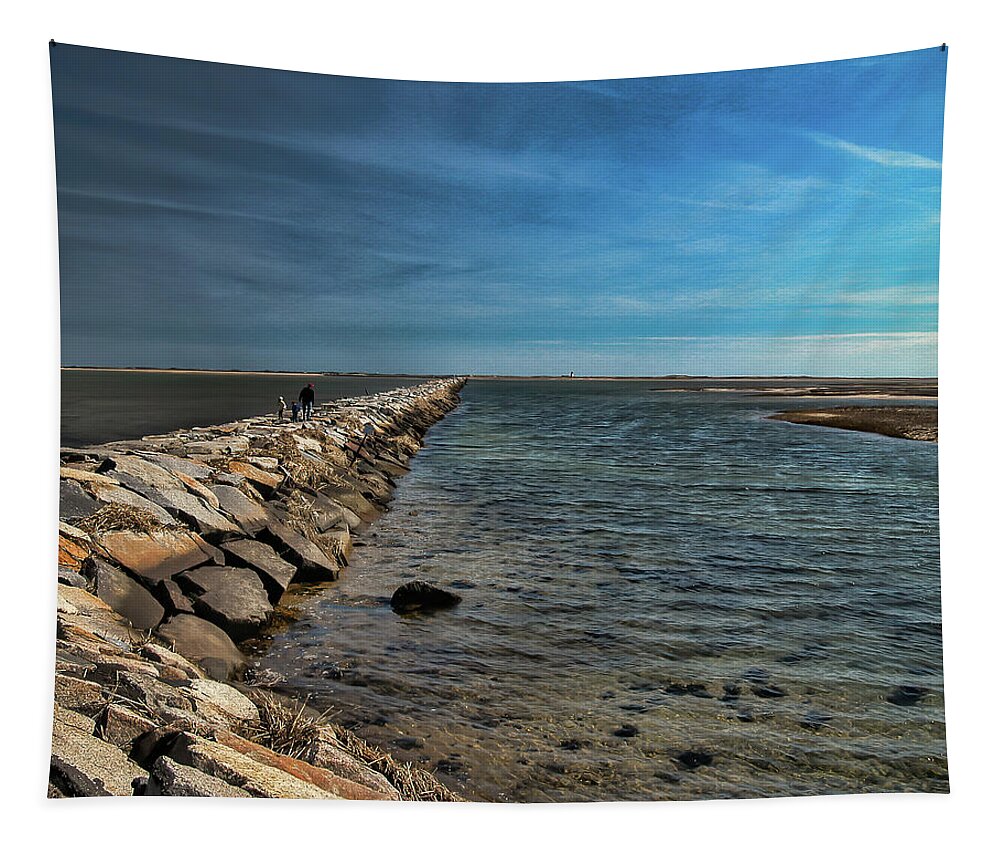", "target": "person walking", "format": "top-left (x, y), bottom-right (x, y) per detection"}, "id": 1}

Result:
top-left (298, 382), bottom-right (316, 421)
top-left (276, 396), bottom-right (286, 421)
